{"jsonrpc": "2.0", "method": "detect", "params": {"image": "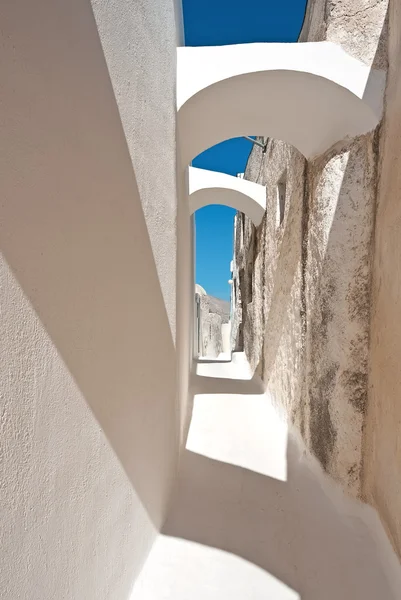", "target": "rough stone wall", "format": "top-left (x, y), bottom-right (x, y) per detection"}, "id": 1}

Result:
top-left (233, 0), bottom-right (388, 498)
top-left (202, 312), bottom-right (223, 357)
top-left (197, 291), bottom-right (230, 358)
top-left (91, 0), bottom-right (181, 336)
top-left (300, 0), bottom-right (388, 69)
top-left (234, 139), bottom-right (306, 422)
top-left (230, 214), bottom-right (244, 352)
